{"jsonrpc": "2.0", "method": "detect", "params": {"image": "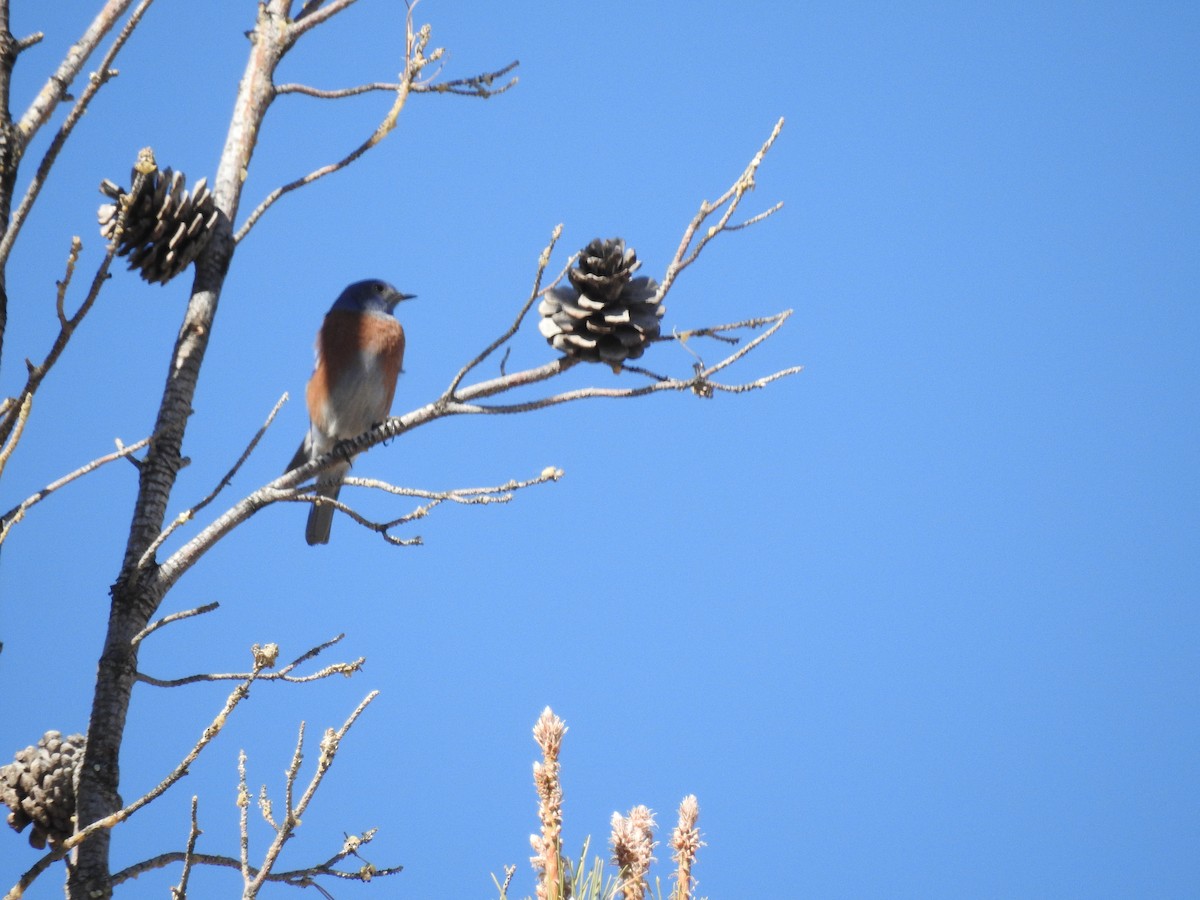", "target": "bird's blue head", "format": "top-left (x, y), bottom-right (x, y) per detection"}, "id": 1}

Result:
top-left (330, 279), bottom-right (415, 316)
